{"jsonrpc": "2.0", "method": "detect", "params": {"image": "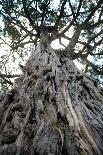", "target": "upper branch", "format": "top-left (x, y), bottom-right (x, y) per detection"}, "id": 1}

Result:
top-left (85, 60), bottom-right (103, 76)
top-left (68, 0), bottom-right (78, 24)
top-left (76, 0), bottom-right (83, 17)
top-left (75, 37), bottom-right (103, 61)
top-left (58, 20), bottom-right (73, 36)
top-left (86, 32), bottom-right (103, 49)
top-left (64, 27), bottom-right (81, 59)
top-left (0, 76), bottom-right (13, 86)
top-left (0, 73), bottom-right (20, 78)
top-left (1, 10), bottom-right (36, 38)
top-left (22, 0), bottom-right (39, 33)
top-left (83, 0), bottom-right (103, 24)
top-left (54, 0), bottom-right (67, 29)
